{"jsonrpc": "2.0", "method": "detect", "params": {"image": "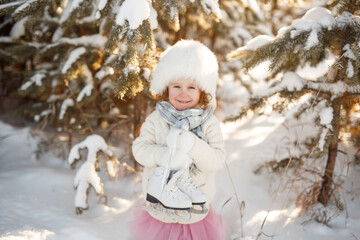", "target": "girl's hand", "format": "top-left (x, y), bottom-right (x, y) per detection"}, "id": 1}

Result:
top-left (158, 149), bottom-right (192, 170)
top-left (177, 131), bottom-right (195, 153)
